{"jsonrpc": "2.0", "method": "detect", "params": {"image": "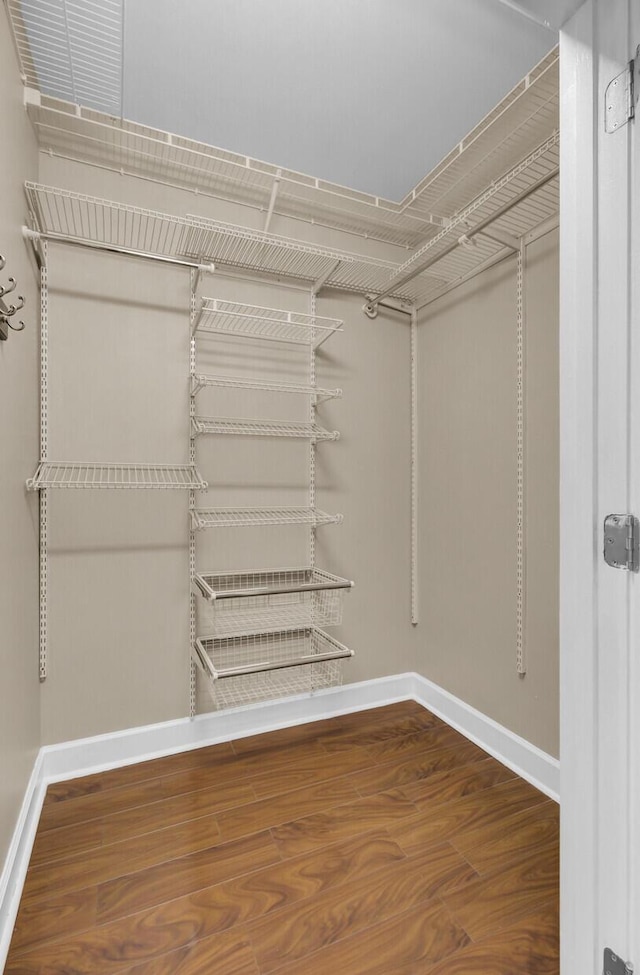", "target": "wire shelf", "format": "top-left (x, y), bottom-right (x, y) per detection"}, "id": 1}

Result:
top-left (193, 299), bottom-right (343, 347)
top-left (194, 628), bottom-right (352, 710)
top-left (26, 462), bottom-right (208, 490)
top-left (191, 374), bottom-right (341, 402)
top-left (24, 183), bottom-right (413, 299)
top-left (23, 49), bottom-right (557, 250)
top-left (190, 507), bottom-right (343, 530)
top-left (194, 566), bottom-right (353, 638)
top-left (191, 416), bottom-right (340, 441)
